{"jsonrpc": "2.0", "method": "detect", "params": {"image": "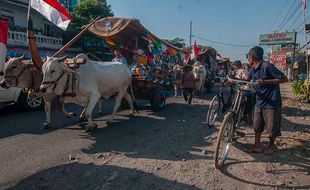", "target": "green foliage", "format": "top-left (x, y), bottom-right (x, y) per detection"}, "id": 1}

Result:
top-left (63, 0), bottom-right (114, 47)
top-left (291, 80), bottom-right (307, 98)
top-left (70, 0), bottom-right (113, 30)
top-left (166, 38), bottom-right (186, 48)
